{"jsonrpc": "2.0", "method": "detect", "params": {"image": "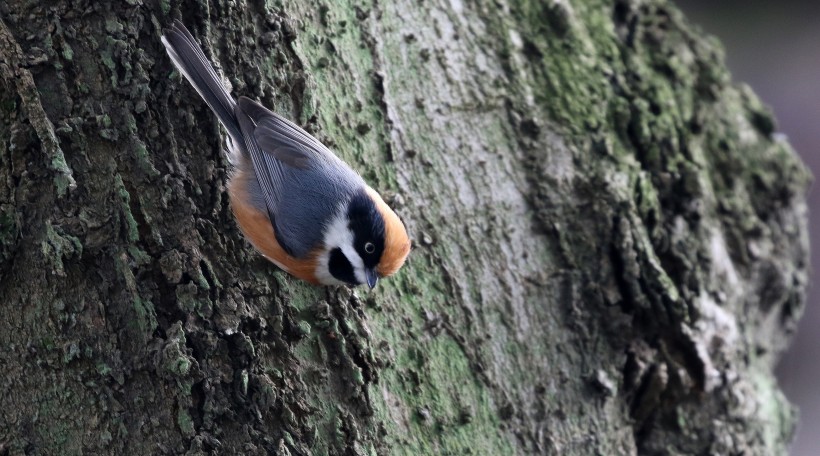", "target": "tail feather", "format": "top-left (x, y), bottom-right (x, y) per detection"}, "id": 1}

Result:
top-left (161, 20), bottom-right (242, 144)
